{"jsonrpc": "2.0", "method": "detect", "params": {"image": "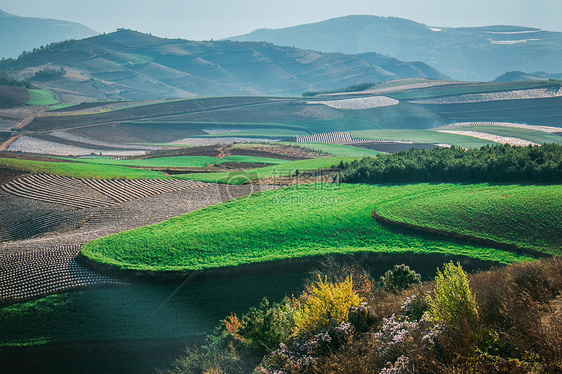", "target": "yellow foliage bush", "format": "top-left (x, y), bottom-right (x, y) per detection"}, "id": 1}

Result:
top-left (294, 275), bottom-right (362, 335)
